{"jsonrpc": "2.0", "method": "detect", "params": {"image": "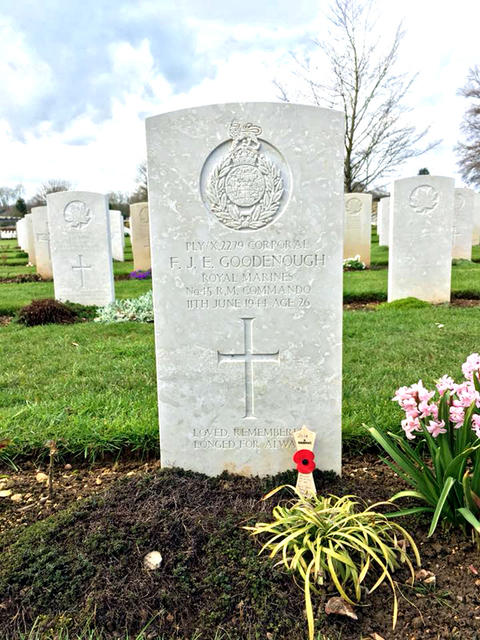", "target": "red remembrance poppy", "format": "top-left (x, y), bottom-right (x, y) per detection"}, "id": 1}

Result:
top-left (293, 449), bottom-right (315, 474)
